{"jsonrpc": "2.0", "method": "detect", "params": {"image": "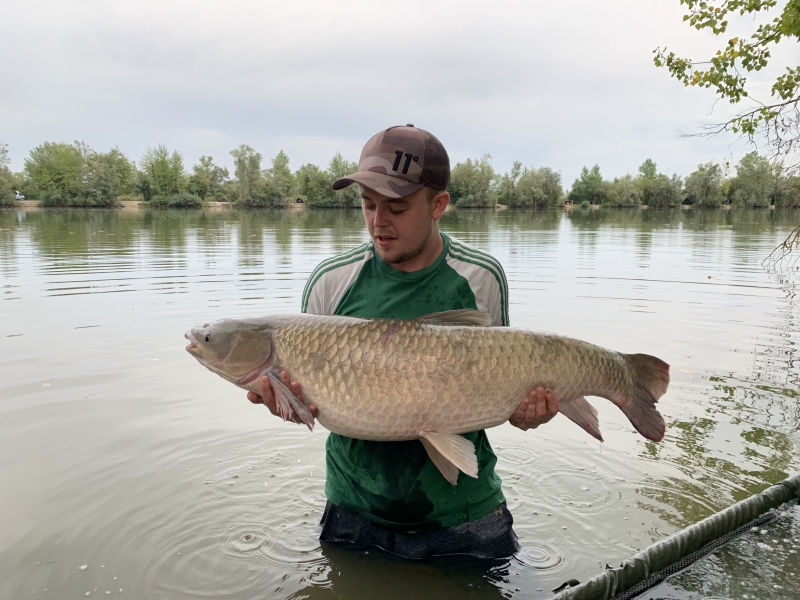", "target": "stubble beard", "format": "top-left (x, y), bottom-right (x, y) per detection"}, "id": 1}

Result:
top-left (377, 221), bottom-right (434, 265)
